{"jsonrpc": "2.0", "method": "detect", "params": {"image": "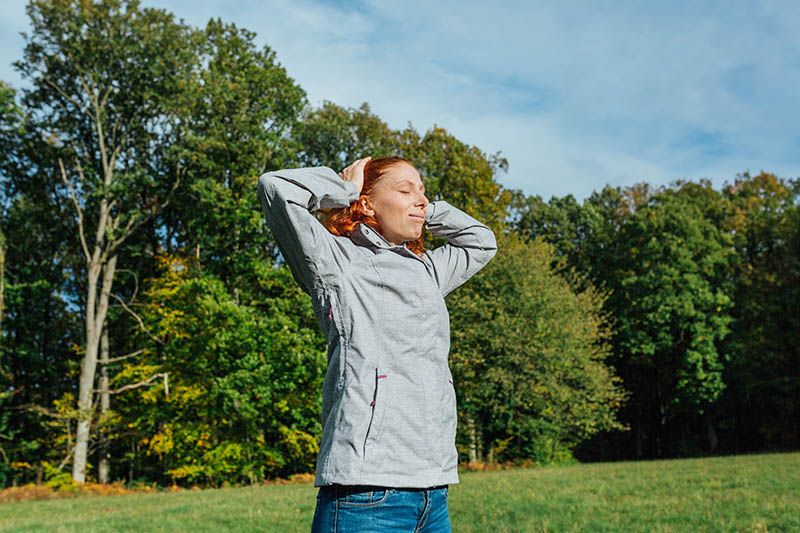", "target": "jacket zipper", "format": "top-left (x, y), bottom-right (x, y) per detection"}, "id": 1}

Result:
top-left (363, 368), bottom-right (387, 458)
